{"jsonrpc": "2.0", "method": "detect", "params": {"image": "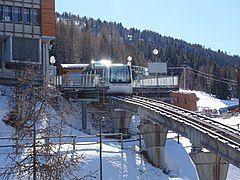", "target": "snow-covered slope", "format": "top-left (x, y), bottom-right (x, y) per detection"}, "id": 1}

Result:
top-left (0, 92), bottom-right (198, 179)
top-left (180, 89), bottom-right (238, 111)
top-left (62, 136), bottom-right (197, 179)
